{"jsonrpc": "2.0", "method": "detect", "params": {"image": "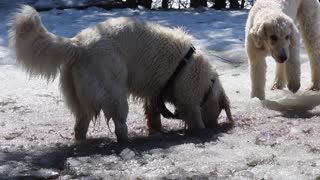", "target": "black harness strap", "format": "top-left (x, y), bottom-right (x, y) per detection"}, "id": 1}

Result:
top-left (200, 79), bottom-right (214, 107)
top-left (158, 46), bottom-right (196, 119)
top-left (163, 45), bottom-right (196, 93)
top-left (158, 46), bottom-right (216, 119)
